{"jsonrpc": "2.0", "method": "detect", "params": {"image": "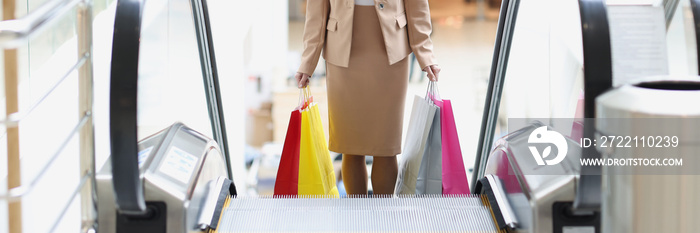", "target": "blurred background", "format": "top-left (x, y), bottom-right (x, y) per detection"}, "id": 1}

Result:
top-left (231, 0), bottom-right (501, 196)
